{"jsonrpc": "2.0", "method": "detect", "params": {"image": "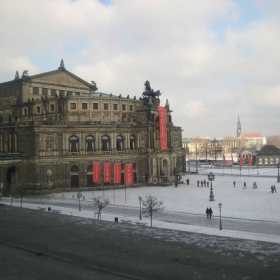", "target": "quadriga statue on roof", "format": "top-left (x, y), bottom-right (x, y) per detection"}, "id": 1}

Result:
top-left (142, 80), bottom-right (162, 98)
